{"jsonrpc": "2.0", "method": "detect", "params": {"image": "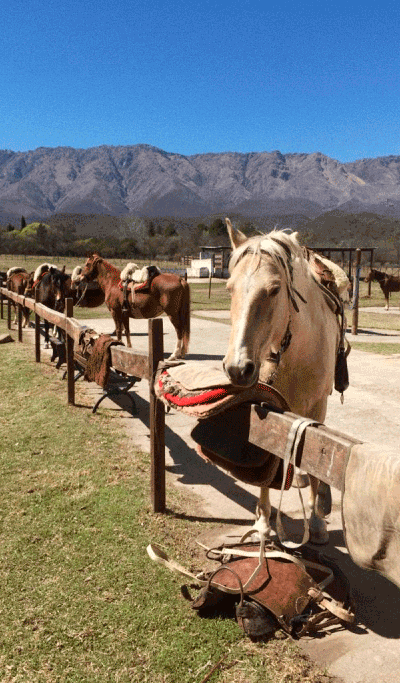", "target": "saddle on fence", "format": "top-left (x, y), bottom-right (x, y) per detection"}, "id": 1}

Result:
top-left (155, 361), bottom-right (293, 489)
top-left (147, 541), bottom-right (355, 639)
top-left (77, 329), bottom-right (123, 389)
